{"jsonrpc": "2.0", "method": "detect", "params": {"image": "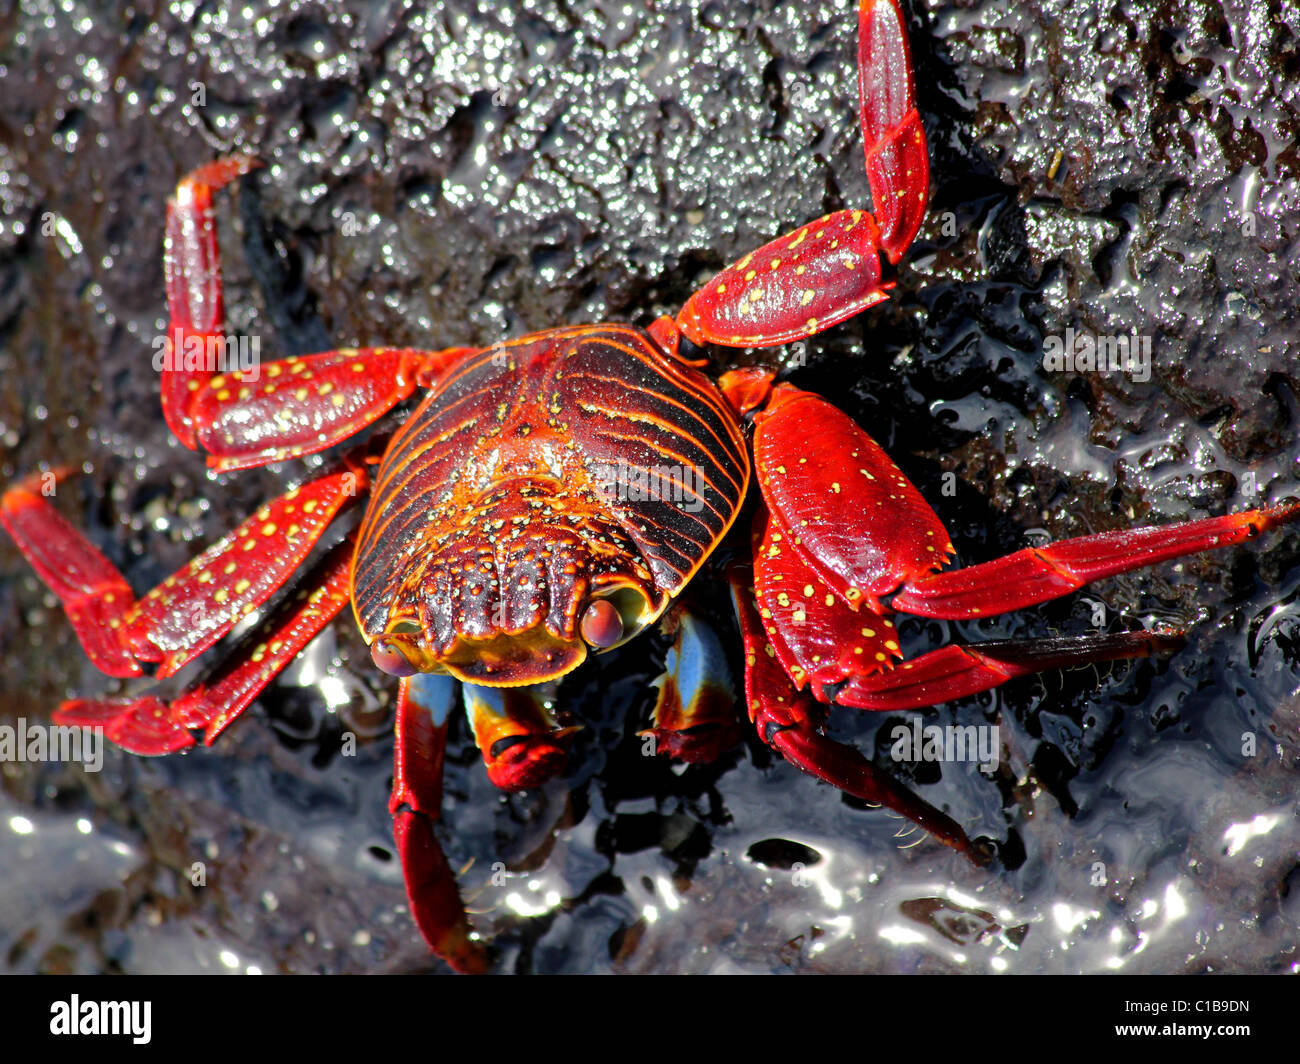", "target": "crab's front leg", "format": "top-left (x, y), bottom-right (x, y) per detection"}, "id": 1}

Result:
top-left (655, 0), bottom-right (926, 351)
top-left (160, 155), bottom-right (479, 471)
top-left (391, 674), bottom-right (491, 974)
